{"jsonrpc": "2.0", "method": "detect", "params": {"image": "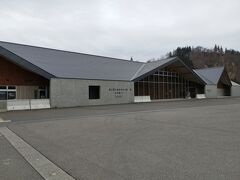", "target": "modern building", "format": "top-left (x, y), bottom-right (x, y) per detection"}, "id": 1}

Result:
top-left (194, 67), bottom-right (232, 98)
top-left (231, 81), bottom-right (240, 97)
top-left (0, 41), bottom-right (239, 110)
